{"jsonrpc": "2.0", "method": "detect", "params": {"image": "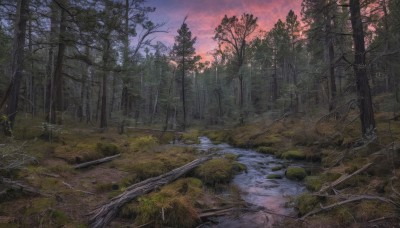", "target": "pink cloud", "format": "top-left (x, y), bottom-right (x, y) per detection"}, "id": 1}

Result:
top-left (147, 0), bottom-right (302, 62)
